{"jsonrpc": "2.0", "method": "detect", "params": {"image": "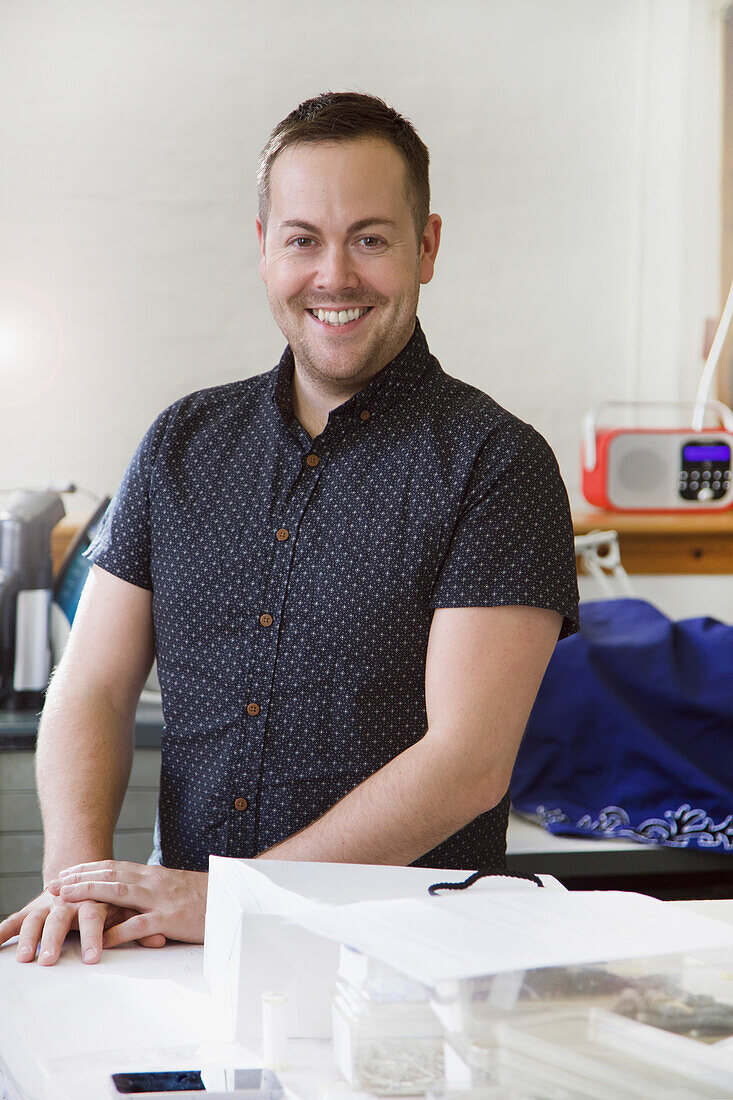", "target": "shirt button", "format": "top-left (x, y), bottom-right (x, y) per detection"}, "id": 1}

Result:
top-left (259, 613), bottom-right (273, 627)
top-left (276, 528), bottom-right (289, 541)
top-left (360, 409), bottom-right (371, 421)
top-left (233, 797), bottom-right (249, 811)
top-left (246, 703), bottom-right (260, 716)
top-left (306, 454), bottom-right (320, 467)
